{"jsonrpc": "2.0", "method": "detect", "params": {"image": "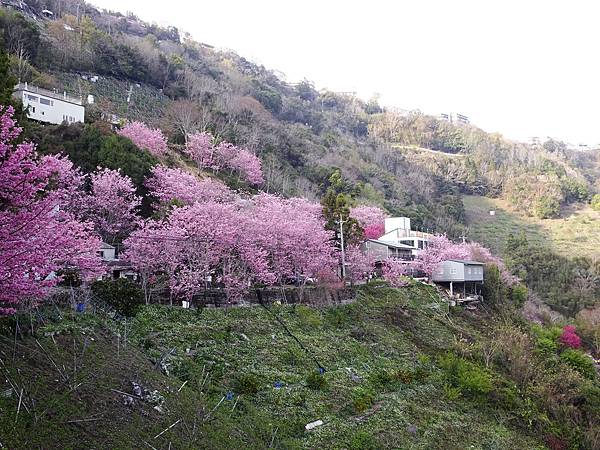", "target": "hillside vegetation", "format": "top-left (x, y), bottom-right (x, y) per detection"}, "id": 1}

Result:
top-left (1, 284), bottom-right (598, 449)
top-left (464, 195), bottom-right (600, 258)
